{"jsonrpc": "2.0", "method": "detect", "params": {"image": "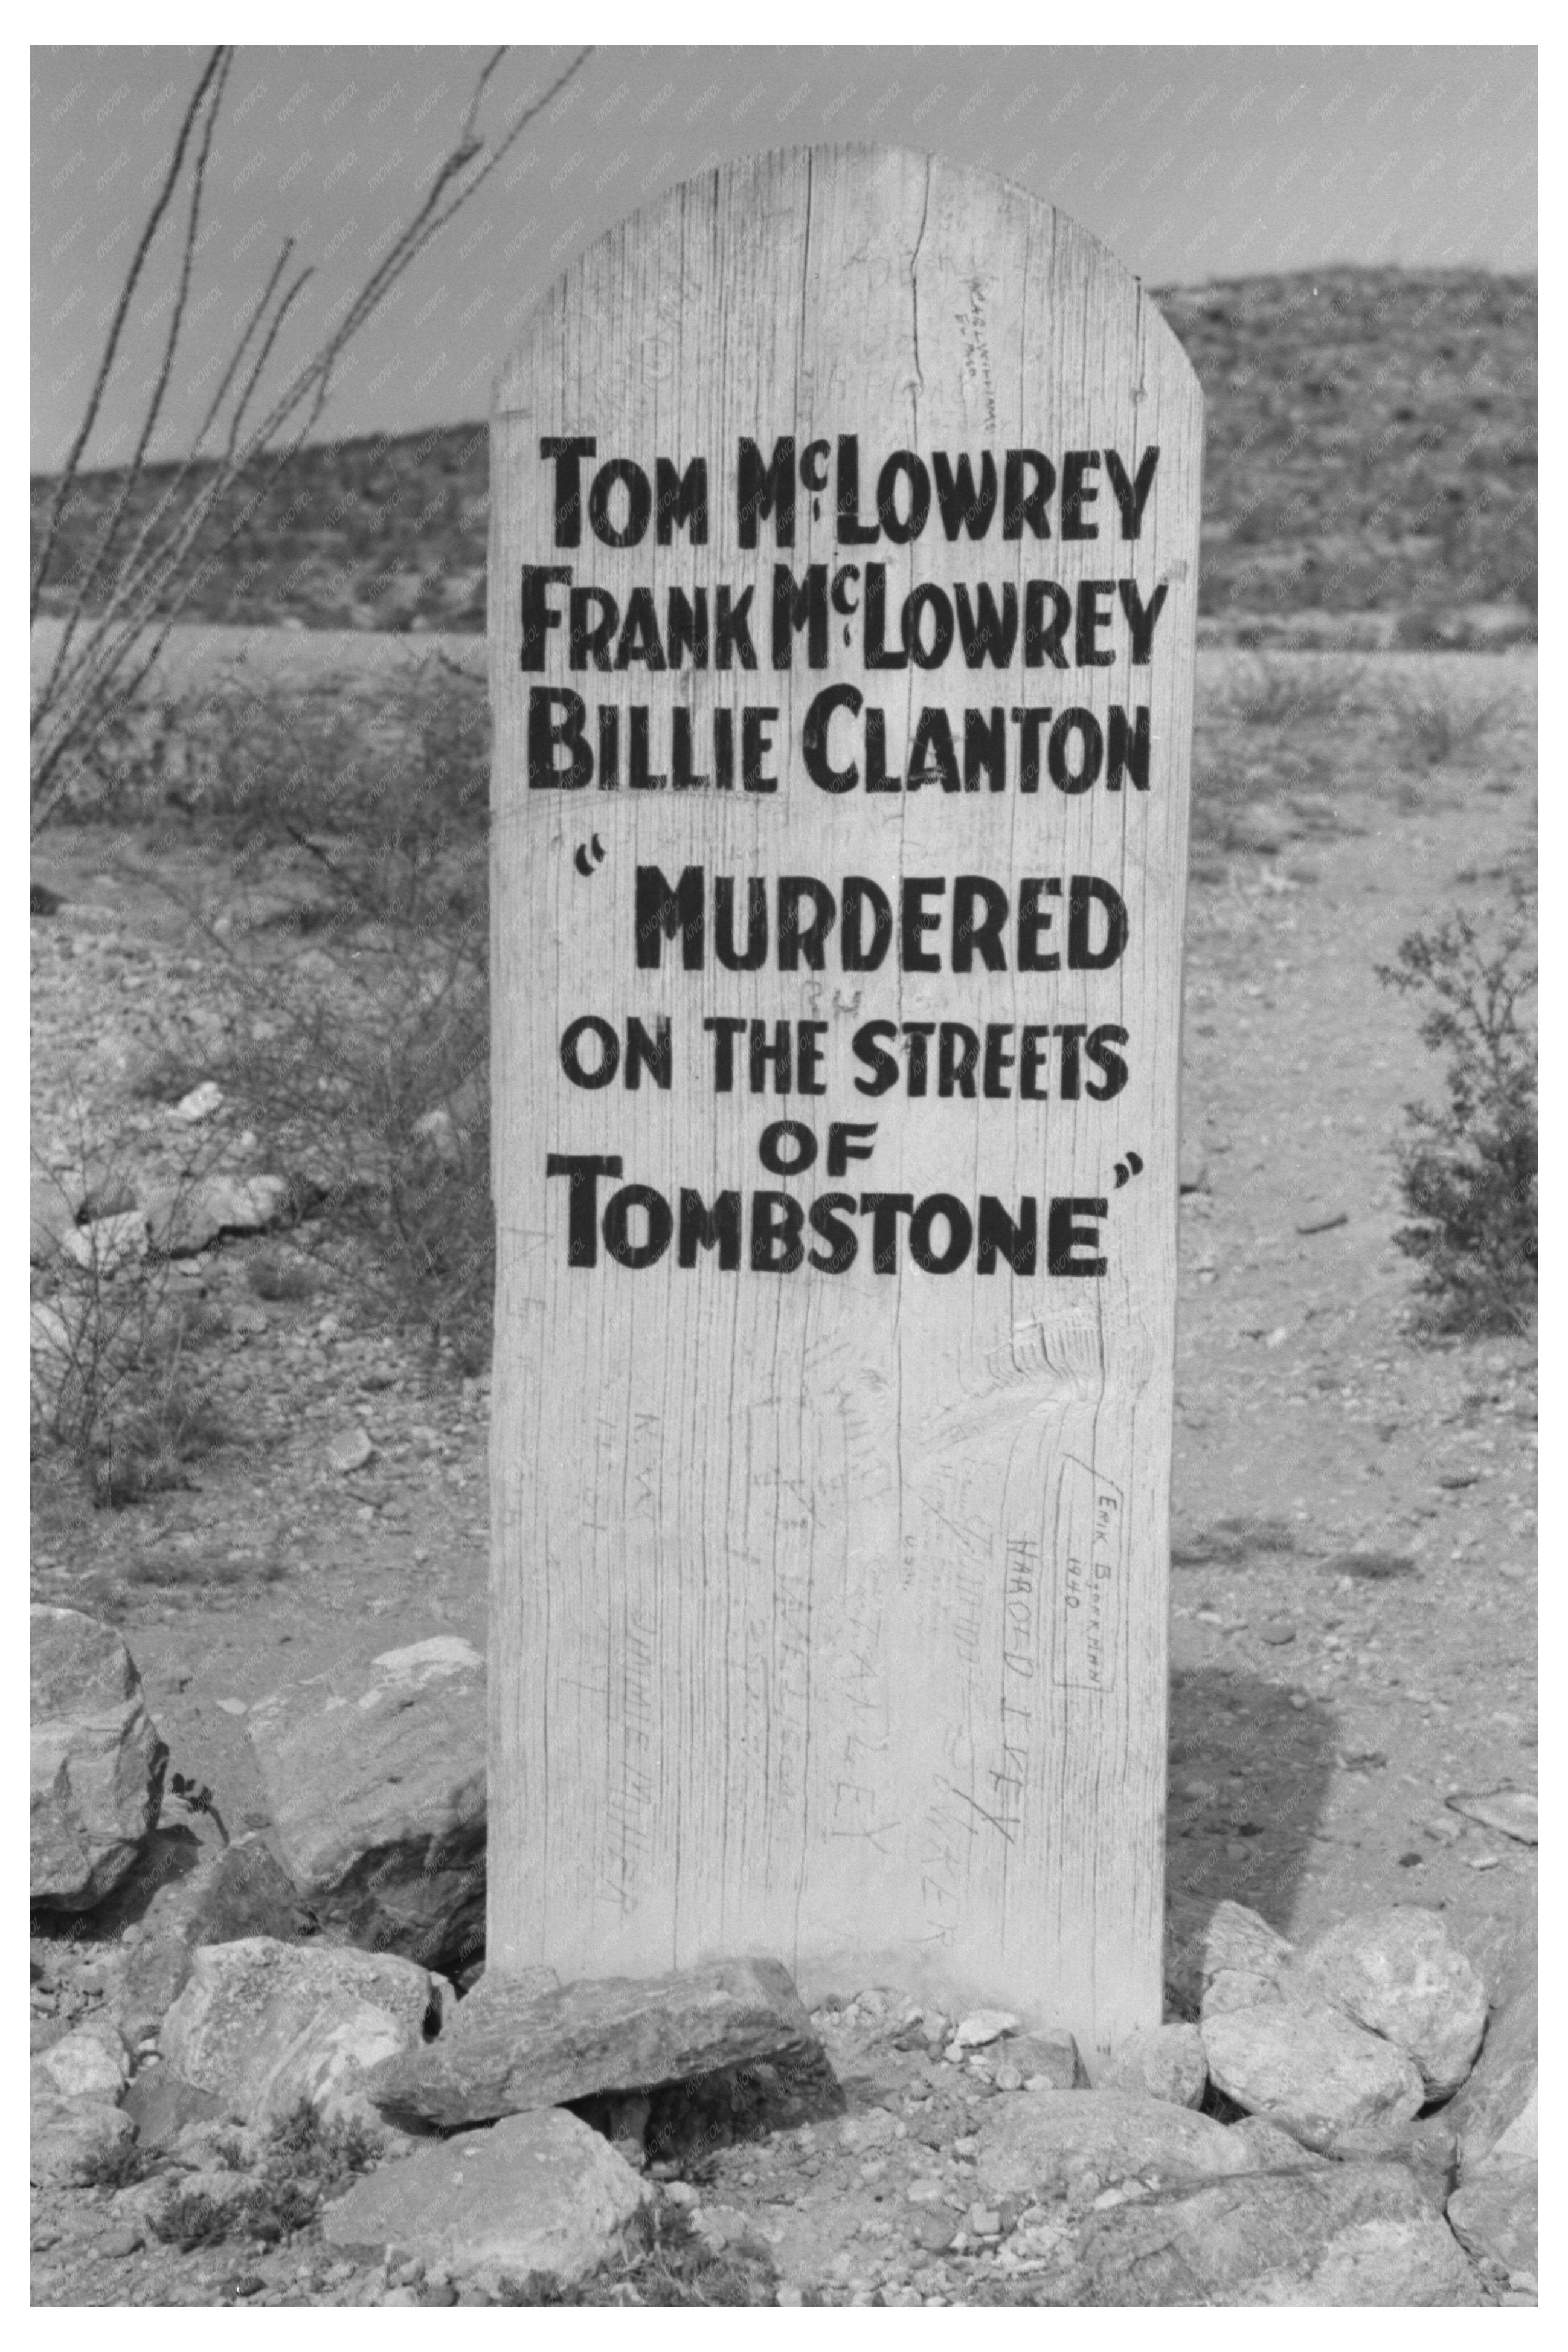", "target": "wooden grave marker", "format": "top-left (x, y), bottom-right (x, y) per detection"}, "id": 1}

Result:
top-left (489, 147), bottom-right (1201, 2056)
